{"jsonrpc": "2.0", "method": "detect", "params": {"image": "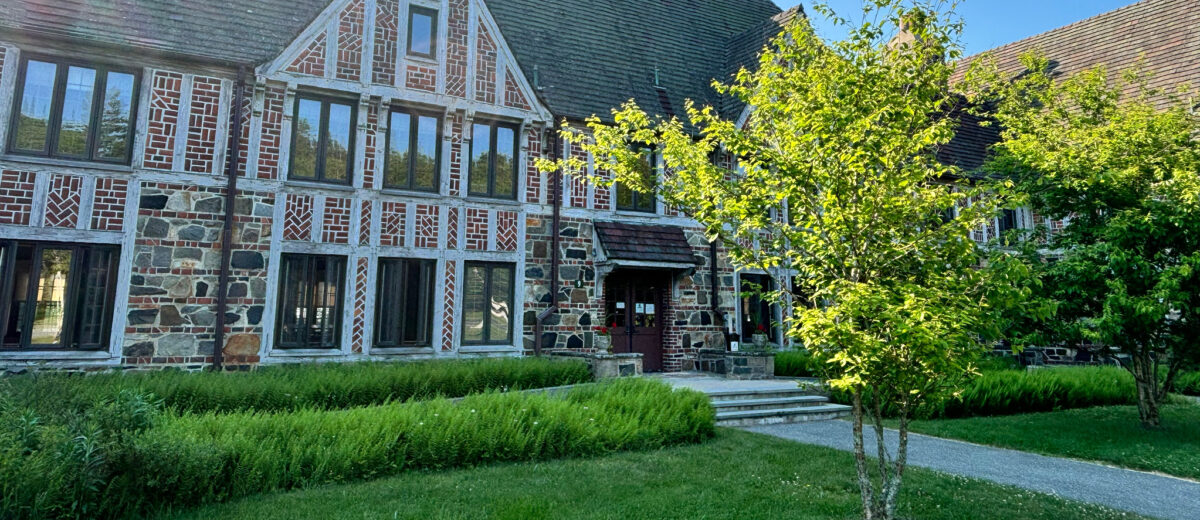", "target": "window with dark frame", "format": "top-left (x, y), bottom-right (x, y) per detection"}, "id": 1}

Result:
top-left (275, 254), bottom-right (346, 350)
top-left (615, 147), bottom-right (657, 212)
top-left (384, 108), bottom-right (441, 192)
top-left (0, 241), bottom-right (119, 351)
top-left (739, 273), bottom-right (778, 343)
top-left (290, 94), bottom-right (356, 184)
top-left (461, 262), bottom-right (514, 345)
top-left (374, 258), bottom-right (435, 348)
top-left (998, 209), bottom-right (1019, 233)
top-left (8, 56), bottom-right (139, 164)
top-left (468, 120), bottom-right (519, 199)
top-left (407, 6), bottom-right (438, 59)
